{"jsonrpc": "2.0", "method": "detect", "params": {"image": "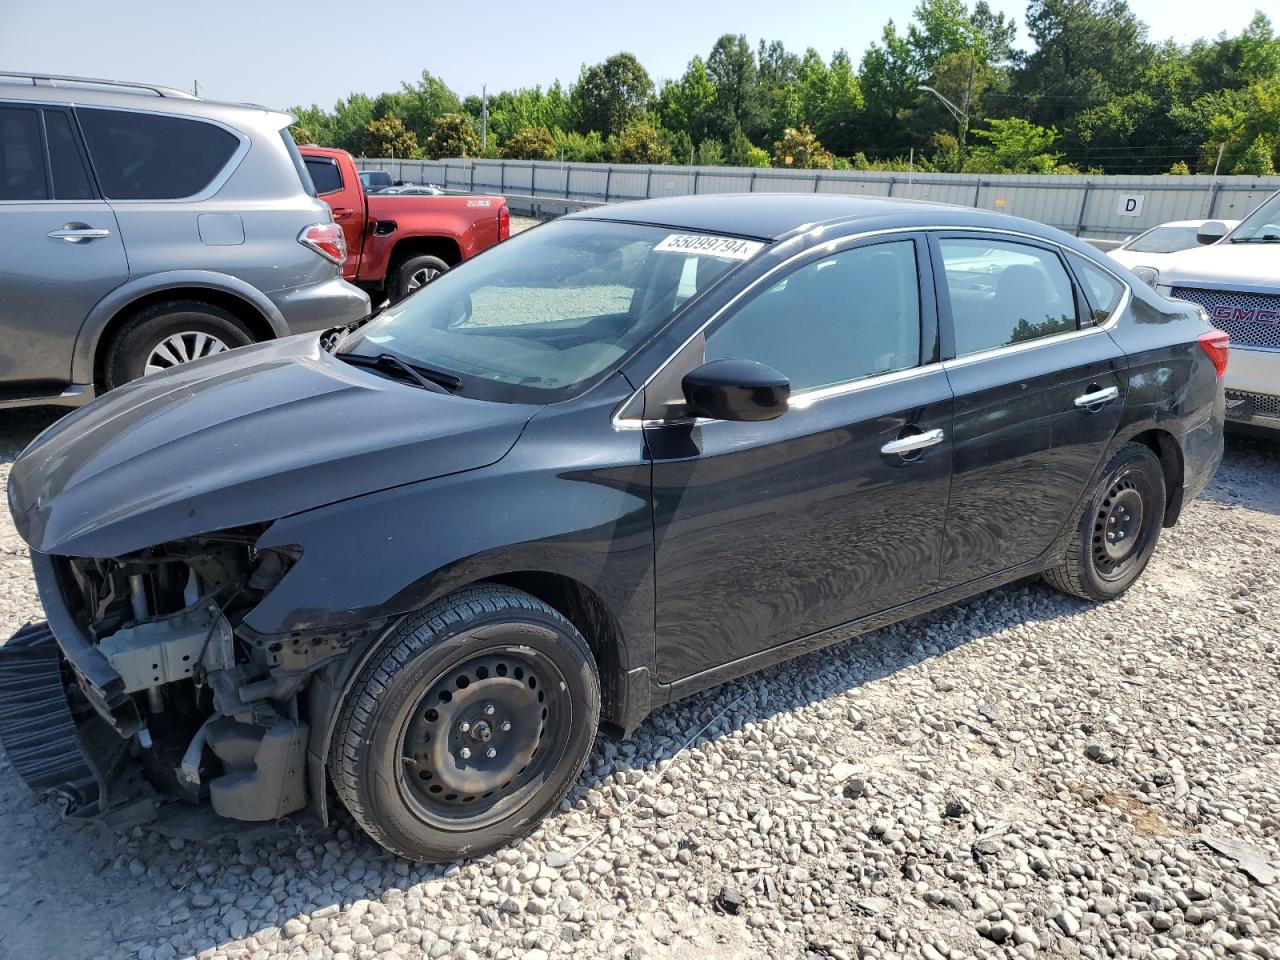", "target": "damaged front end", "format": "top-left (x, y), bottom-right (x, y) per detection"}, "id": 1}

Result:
top-left (0, 528), bottom-right (344, 830)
